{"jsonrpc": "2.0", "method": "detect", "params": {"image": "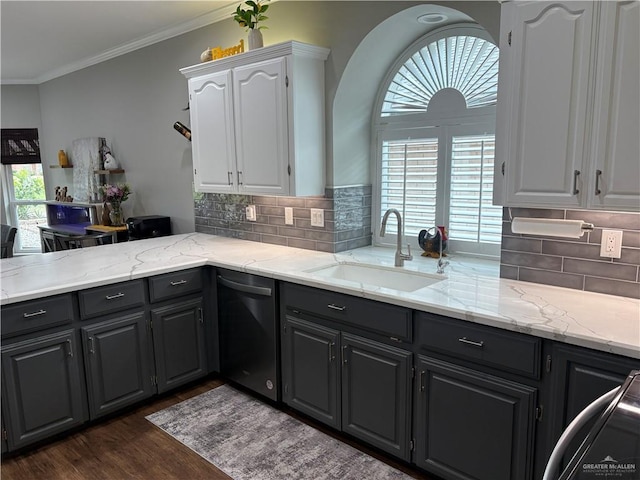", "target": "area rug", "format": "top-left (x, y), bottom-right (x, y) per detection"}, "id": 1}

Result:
top-left (146, 385), bottom-right (413, 480)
